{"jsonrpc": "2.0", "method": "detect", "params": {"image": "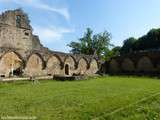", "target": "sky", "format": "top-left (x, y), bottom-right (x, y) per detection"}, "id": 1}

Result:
top-left (0, 0), bottom-right (160, 53)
